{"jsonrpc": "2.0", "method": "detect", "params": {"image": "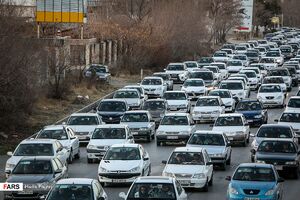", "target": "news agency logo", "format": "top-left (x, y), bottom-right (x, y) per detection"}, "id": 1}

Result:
top-left (0, 183), bottom-right (23, 191)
